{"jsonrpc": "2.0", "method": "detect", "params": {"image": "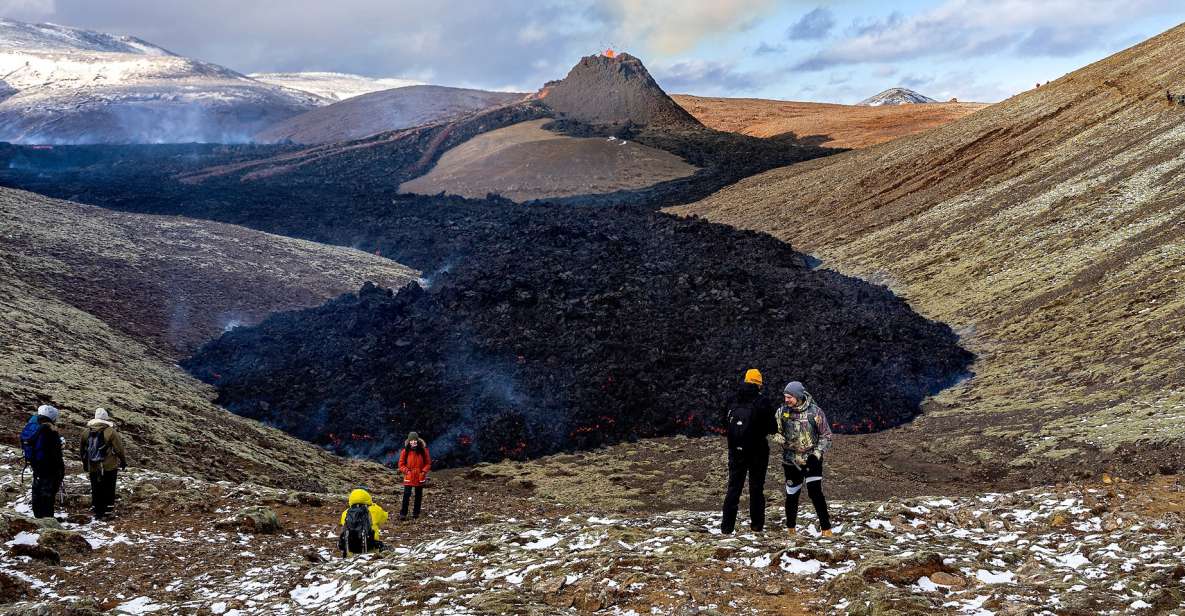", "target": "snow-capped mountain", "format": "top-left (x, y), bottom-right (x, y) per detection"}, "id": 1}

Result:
top-left (249, 71), bottom-right (424, 102)
top-left (256, 85), bottom-right (526, 144)
top-left (0, 18), bottom-right (323, 144)
top-left (857, 87), bottom-right (938, 106)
